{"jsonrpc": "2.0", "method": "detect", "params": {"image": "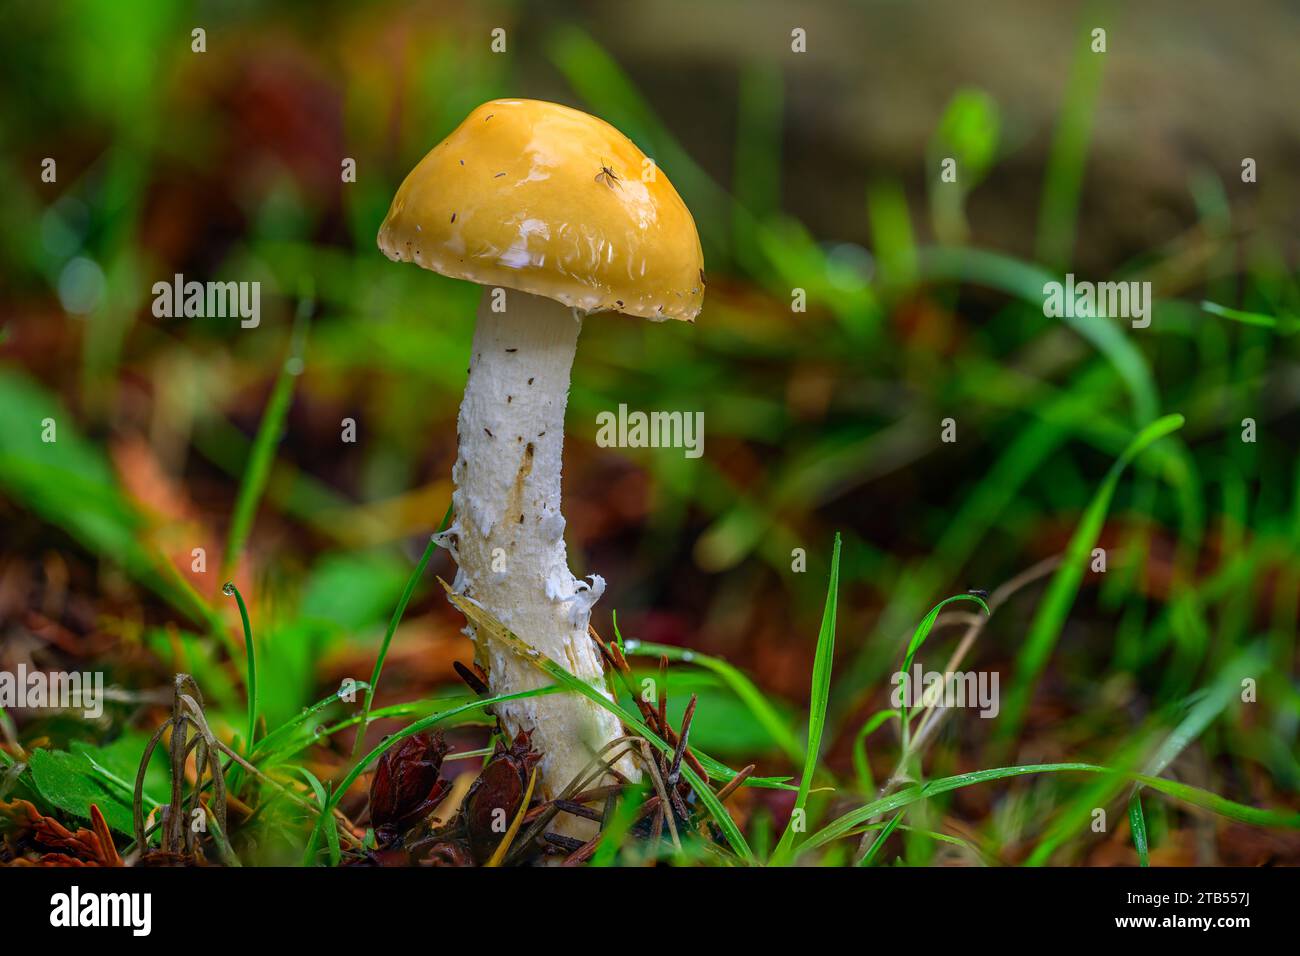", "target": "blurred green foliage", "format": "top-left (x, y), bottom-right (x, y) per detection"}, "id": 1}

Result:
top-left (0, 0), bottom-right (1296, 865)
